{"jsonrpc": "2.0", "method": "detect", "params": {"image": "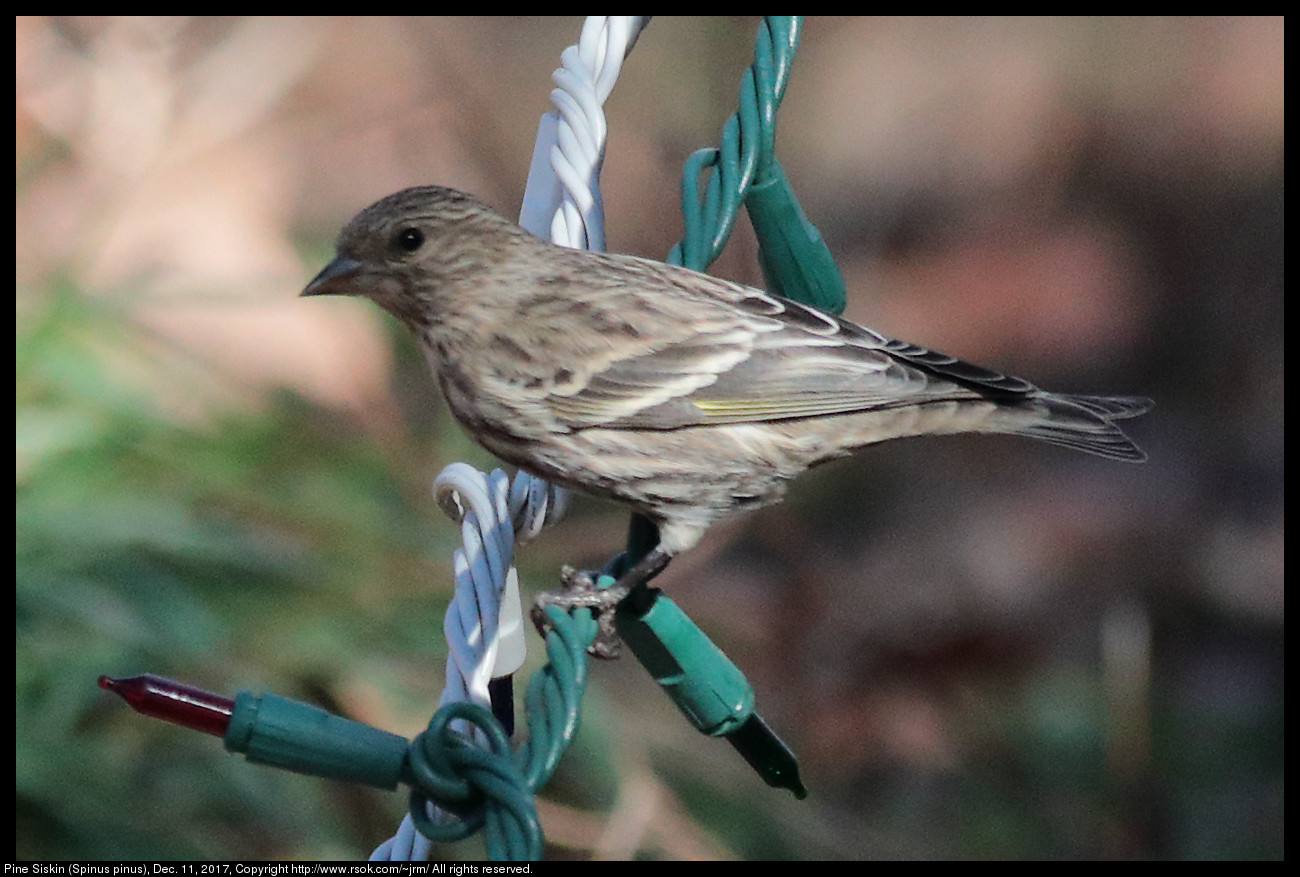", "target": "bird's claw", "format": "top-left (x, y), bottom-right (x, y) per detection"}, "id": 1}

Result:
top-left (531, 565), bottom-right (627, 659)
